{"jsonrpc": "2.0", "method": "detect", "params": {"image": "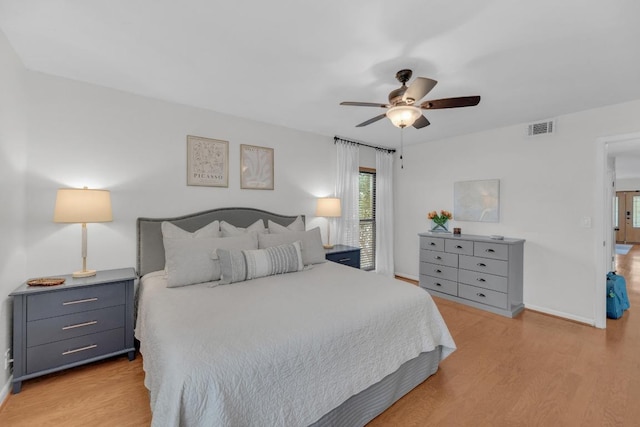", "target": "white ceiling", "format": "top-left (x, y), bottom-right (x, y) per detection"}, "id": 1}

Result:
top-left (2, 1), bottom-right (640, 163)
